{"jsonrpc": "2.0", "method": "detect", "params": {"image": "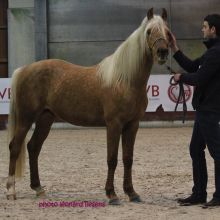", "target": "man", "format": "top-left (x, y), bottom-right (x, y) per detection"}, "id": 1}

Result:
top-left (169, 14), bottom-right (220, 207)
